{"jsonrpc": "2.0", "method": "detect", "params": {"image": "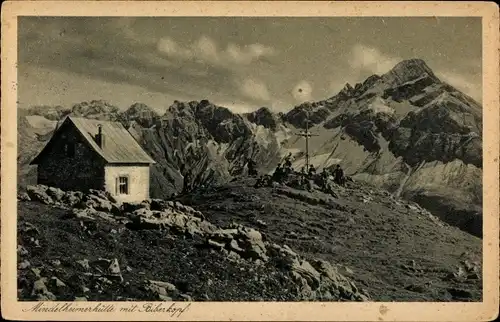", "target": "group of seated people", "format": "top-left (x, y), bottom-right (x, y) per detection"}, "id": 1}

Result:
top-left (254, 153), bottom-right (348, 192)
